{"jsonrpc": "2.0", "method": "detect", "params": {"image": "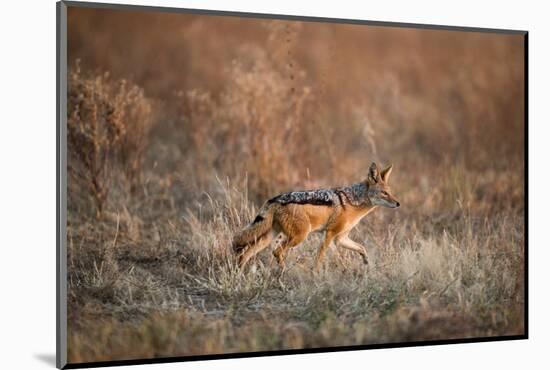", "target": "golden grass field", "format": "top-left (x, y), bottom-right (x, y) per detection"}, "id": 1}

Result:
top-left (66, 7), bottom-right (525, 363)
